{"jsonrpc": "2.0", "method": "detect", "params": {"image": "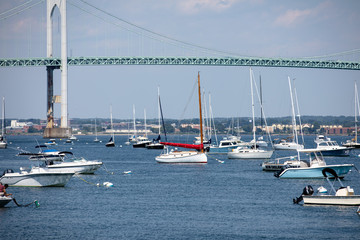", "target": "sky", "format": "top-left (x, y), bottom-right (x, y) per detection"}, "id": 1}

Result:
top-left (0, 0), bottom-right (360, 121)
